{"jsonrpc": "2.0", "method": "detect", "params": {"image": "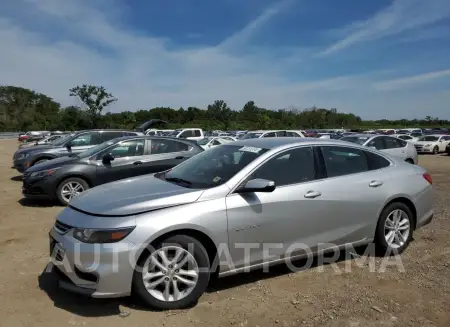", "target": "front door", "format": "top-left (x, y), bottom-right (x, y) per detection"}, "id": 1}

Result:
top-left (95, 138), bottom-right (148, 185)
